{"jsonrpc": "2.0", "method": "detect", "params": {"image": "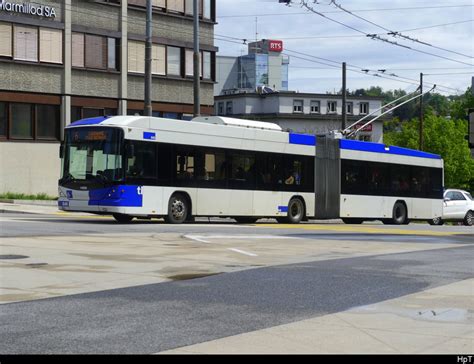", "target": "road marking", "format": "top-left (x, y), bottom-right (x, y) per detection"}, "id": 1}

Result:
top-left (227, 248), bottom-right (258, 257)
top-left (183, 235), bottom-right (212, 243)
top-left (255, 224), bottom-right (466, 236)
